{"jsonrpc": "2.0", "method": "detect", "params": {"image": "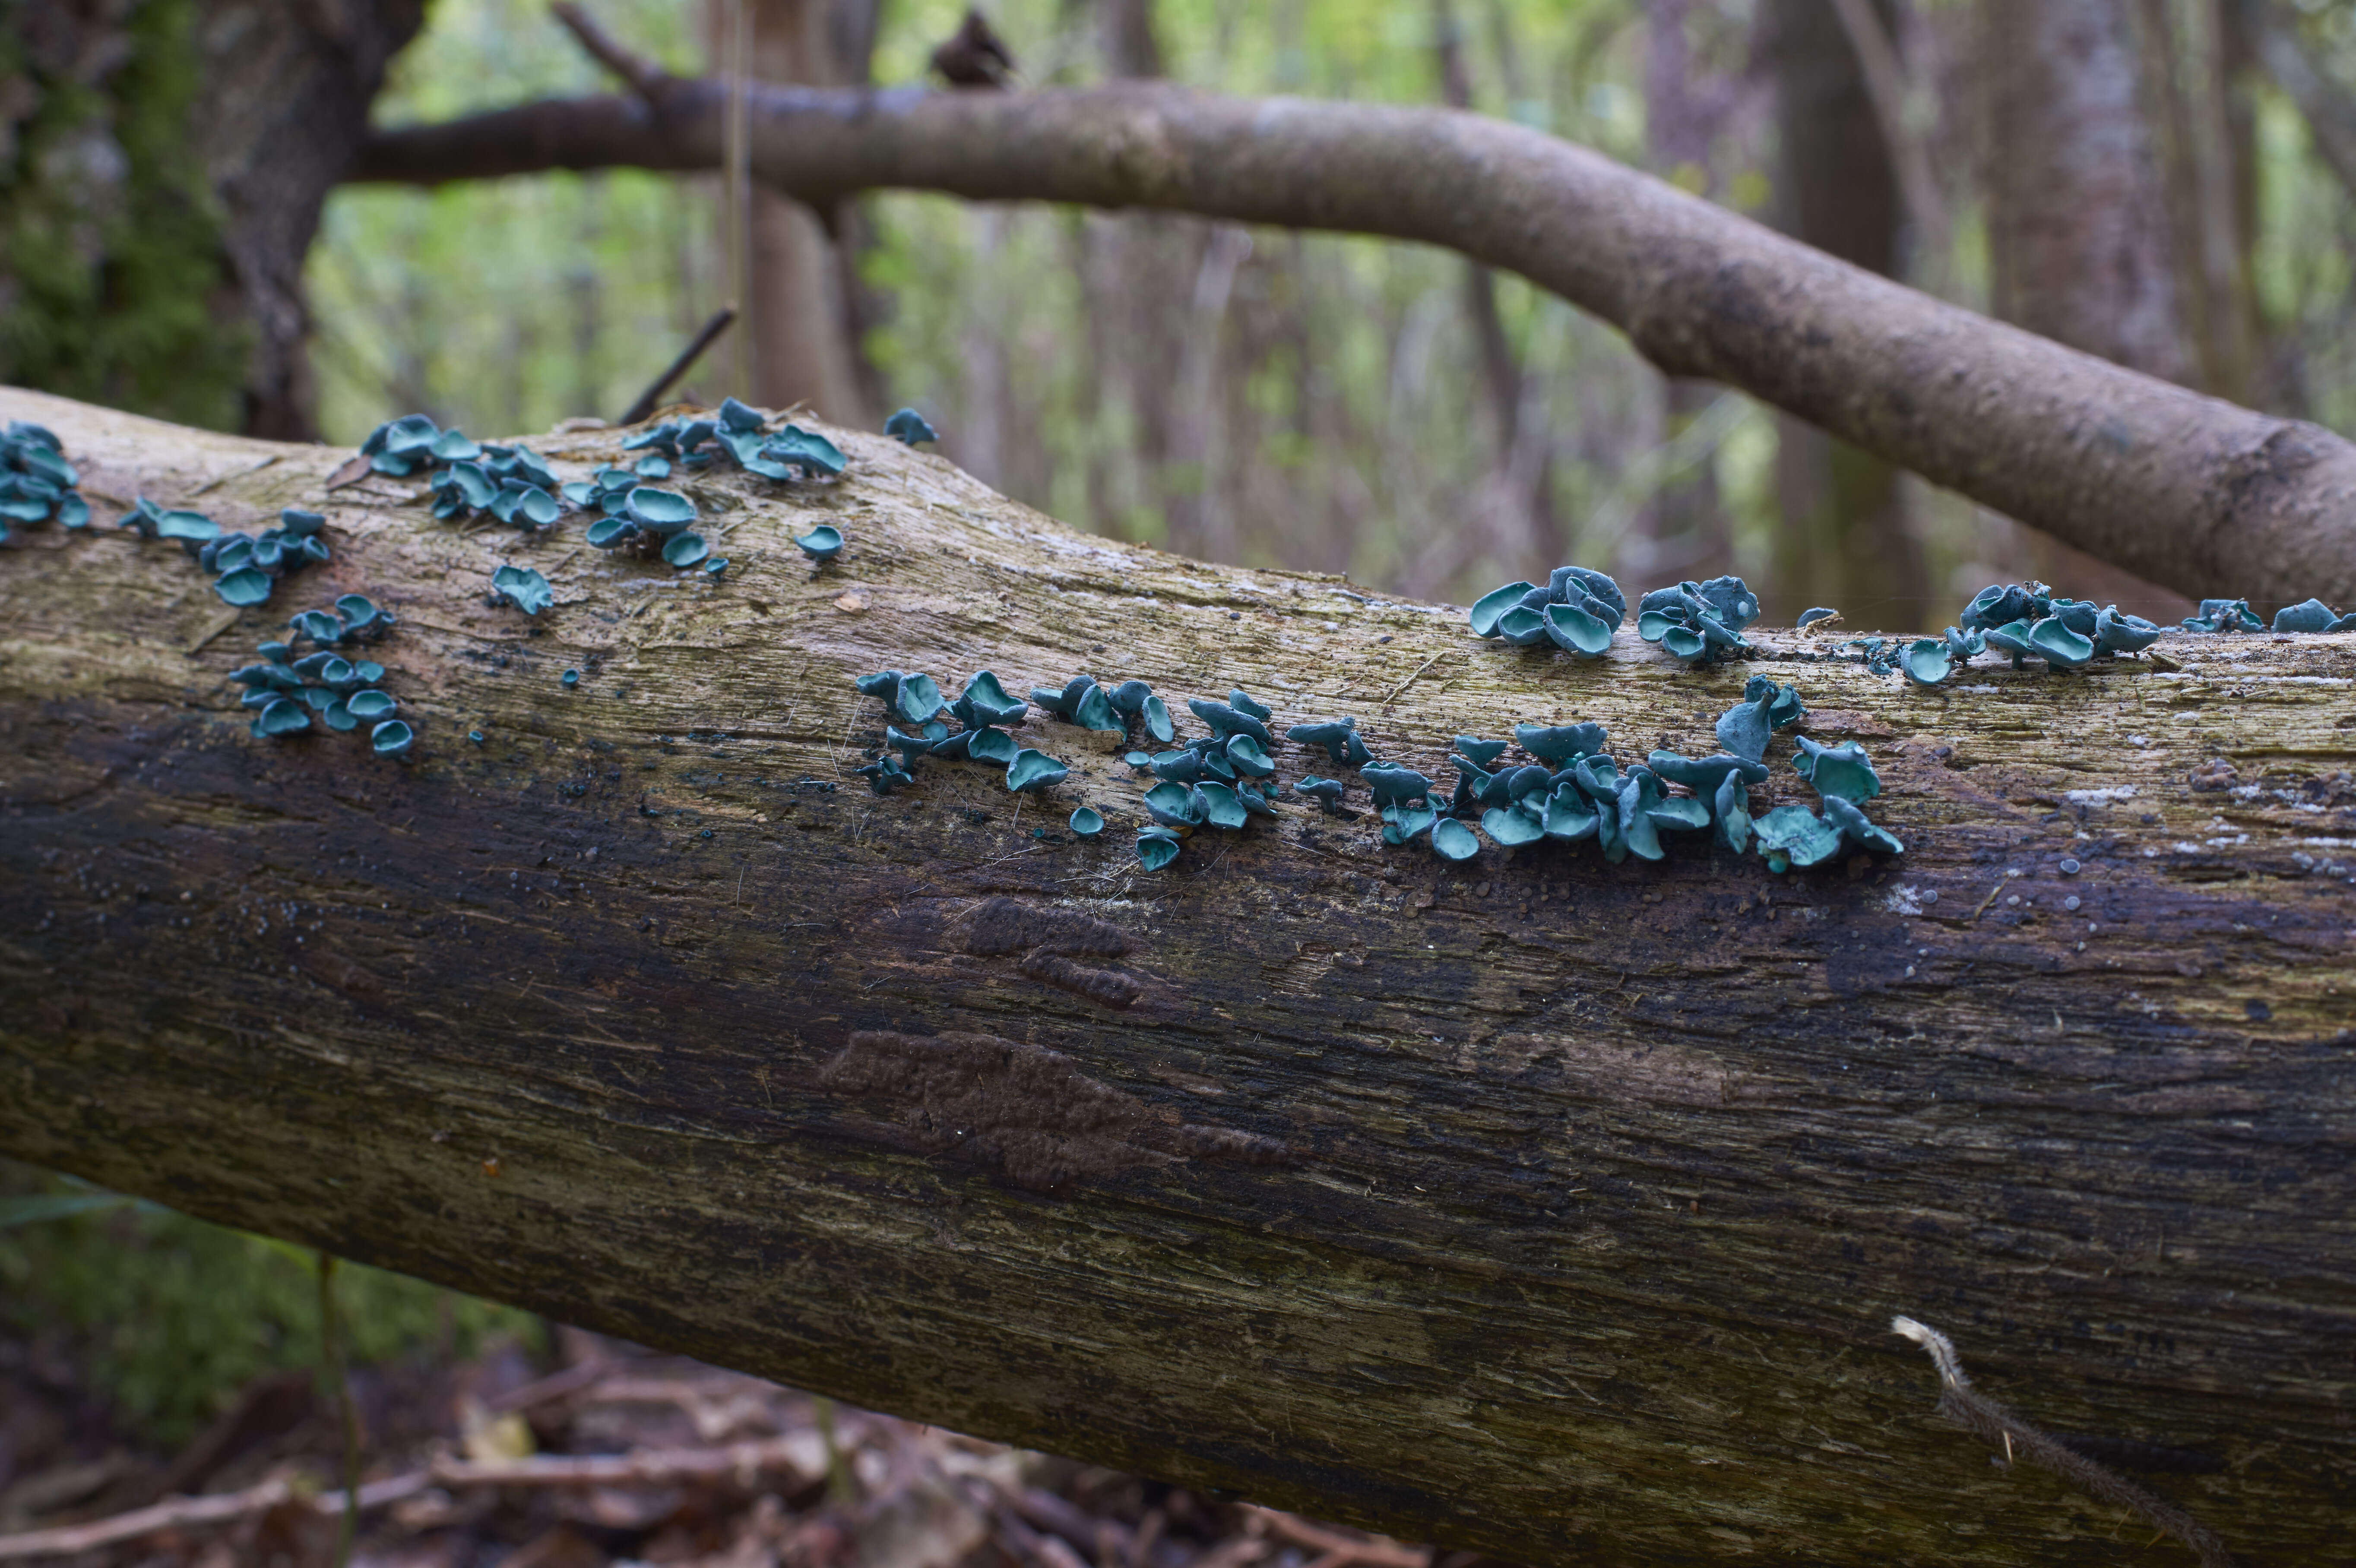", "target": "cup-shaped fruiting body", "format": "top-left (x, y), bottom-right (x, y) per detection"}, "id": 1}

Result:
top-left (1902, 638), bottom-right (1952, 687)
top-left (885, 407), bottom-right (940, 445)
top-left (1145, 781), bottom-right (1207, 828)
top-left (663, 532), bottom-right (710, 569)
top-left (491, 565), bottom-right (554, 615)
top-left (1006, 749), bottom-right (1068, 793)
top-left (1287, 717), bottom-right (1371, 767)
top-left (370, 719), bottom-right (414, 757)
top-left (1137, 831), bottom-right (1181, 871)
top-left (1068, 806), bottom-right (1105, 838)
top-left (1431, 818), bottom-right (1480, 860)
top-left (1793, 736), bottom-right (1882, 803)
top-left (1513, 722), bottom-right (1607, 766)
top-left (795, 525), bottom-right (844, 562)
